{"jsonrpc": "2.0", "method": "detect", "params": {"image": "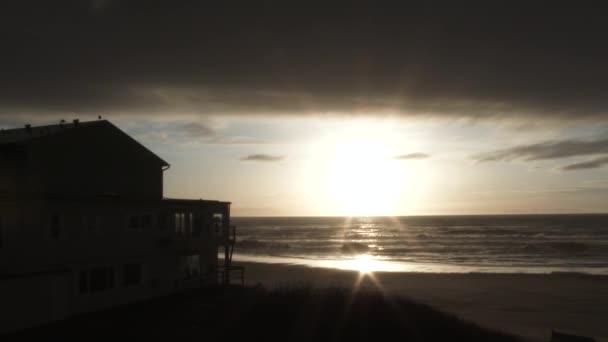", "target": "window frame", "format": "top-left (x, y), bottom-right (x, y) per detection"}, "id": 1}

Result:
top-left (123, 263), bottom-right (143, 287)
top-left (49, 212), bottom-right (63, 239)
top-left (127, 212), bottom-right (155, 231)
top-left (0, 216), bottom-right (3, 248)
